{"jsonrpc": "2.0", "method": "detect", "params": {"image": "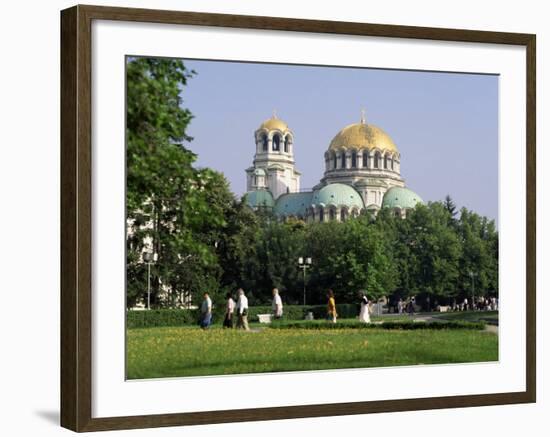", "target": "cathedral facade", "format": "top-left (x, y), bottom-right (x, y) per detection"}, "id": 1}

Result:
top-left (245, 112), bottom-right (423, 221)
